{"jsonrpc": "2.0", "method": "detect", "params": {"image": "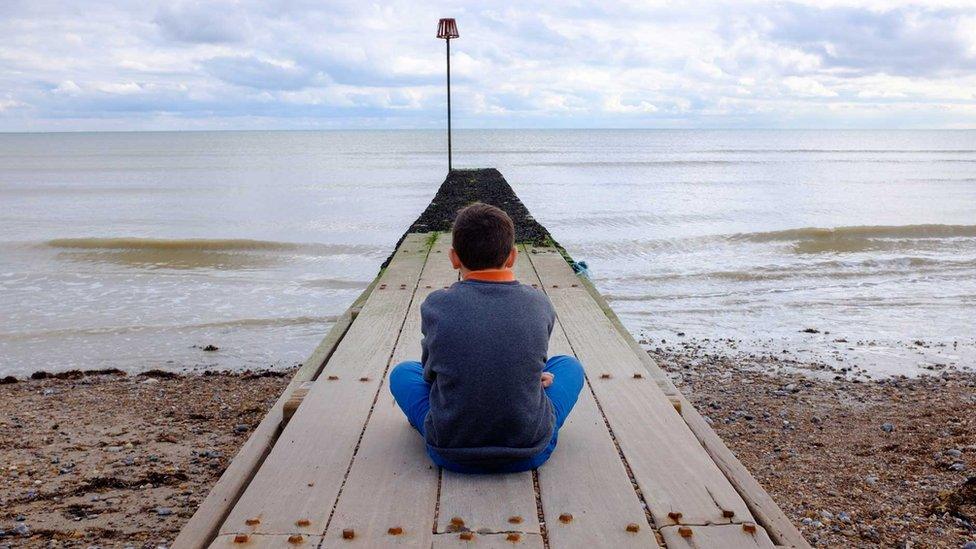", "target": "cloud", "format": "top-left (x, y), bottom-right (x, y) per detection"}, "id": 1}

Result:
top-left (202, 55), bottom-right (320, 90)
top-left (0, 1), bottom-right (975, 130)
top-left (153, 2), bottom-right (251, 44)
